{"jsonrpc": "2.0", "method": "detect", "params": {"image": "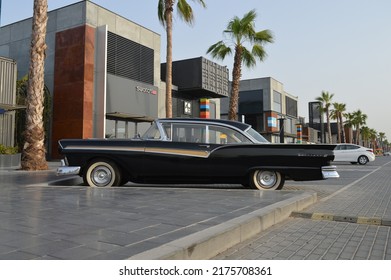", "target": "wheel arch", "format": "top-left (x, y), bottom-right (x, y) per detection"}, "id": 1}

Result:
top-left (82, 156), bottom-right (128, 176)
